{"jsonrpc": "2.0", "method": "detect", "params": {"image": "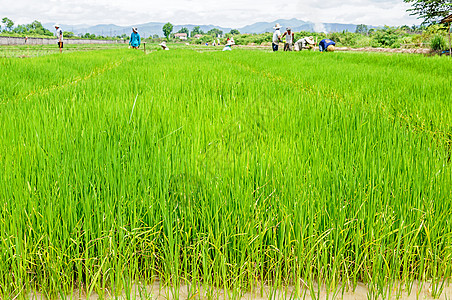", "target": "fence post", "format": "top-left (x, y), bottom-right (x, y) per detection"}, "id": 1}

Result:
top-left (449, 23), bottom-right (451, 58)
